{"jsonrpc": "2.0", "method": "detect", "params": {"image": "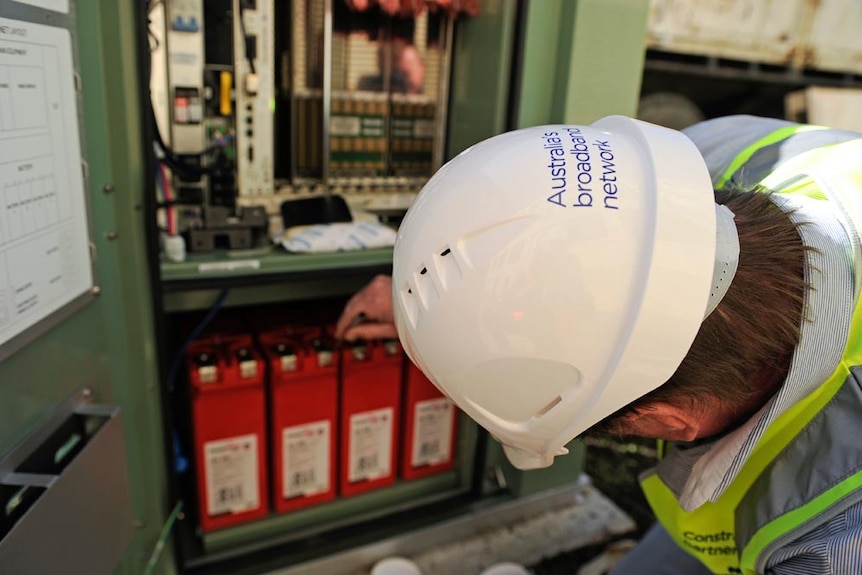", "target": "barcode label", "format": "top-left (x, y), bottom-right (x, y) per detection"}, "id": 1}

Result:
top-left (283, 421), bottom-right (331, 499)
top-left (348, 408), bottom-right (393, 483)
top-left (412, 398), bottom-right (454, 468)
top-left (204, 435), bottom-right (259, 516)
